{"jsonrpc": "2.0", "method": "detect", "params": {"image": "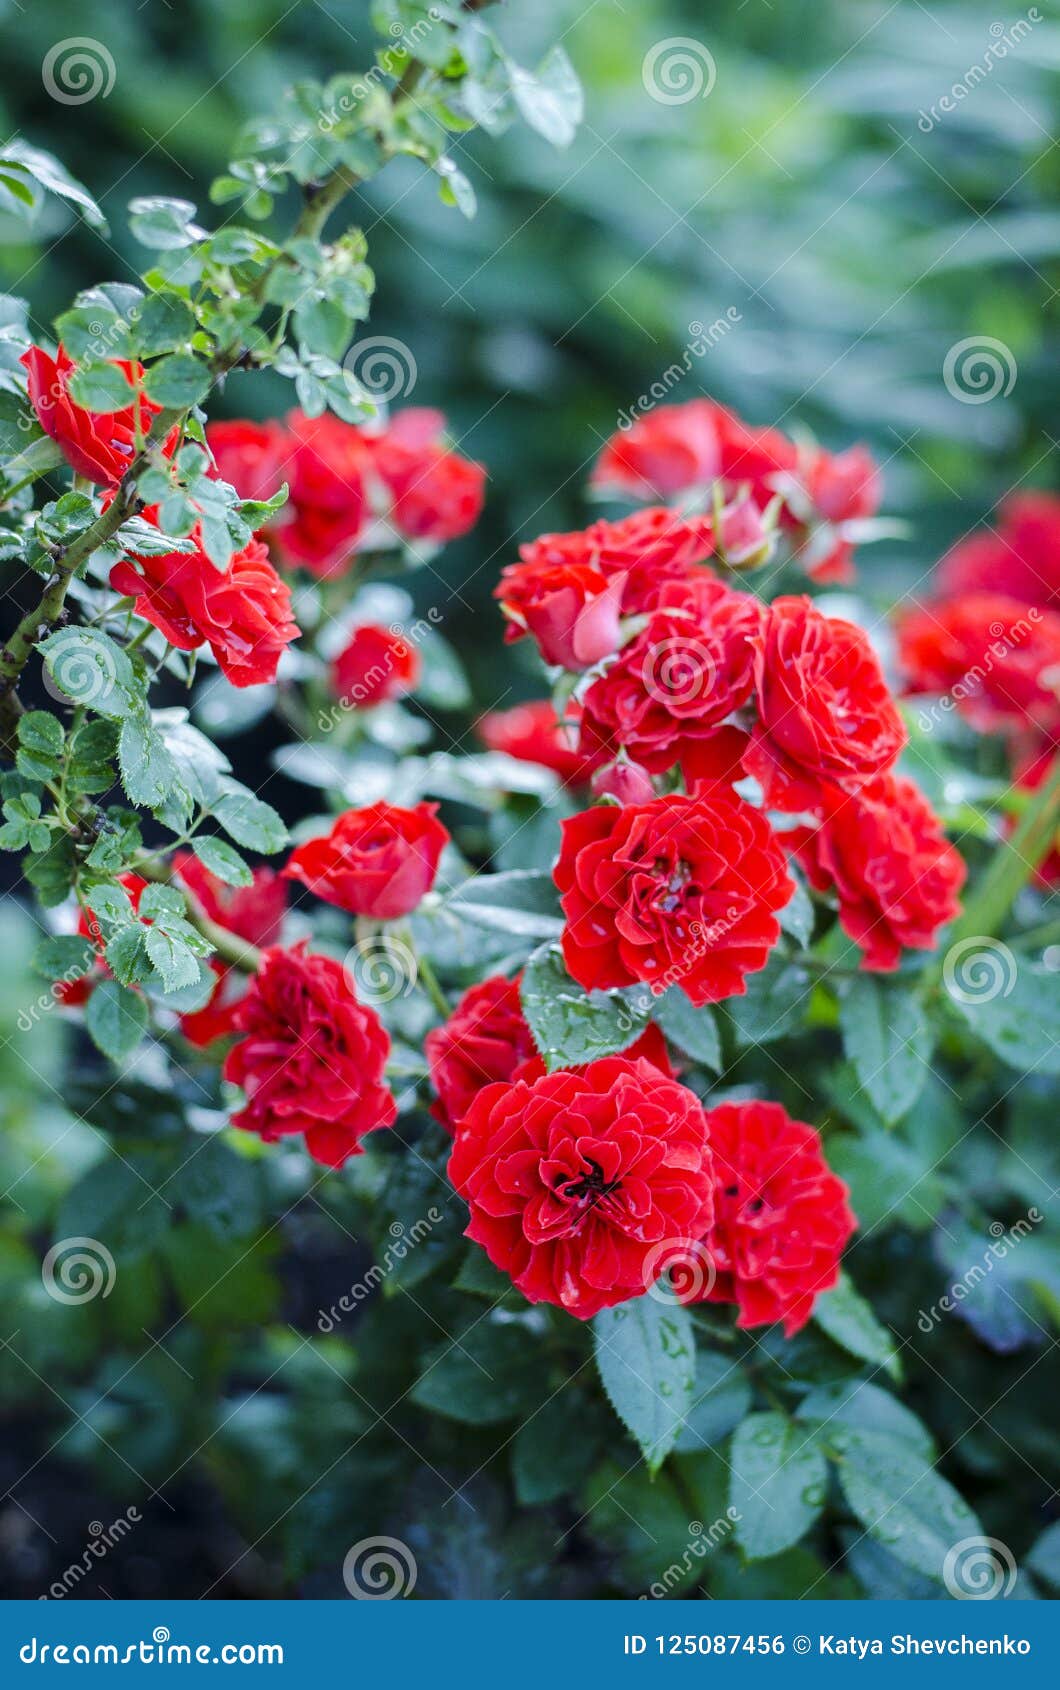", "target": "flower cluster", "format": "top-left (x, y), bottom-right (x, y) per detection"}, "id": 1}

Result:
top-left (208, 406), bottom-right (485, 577)
top-left (494, 400), bottom-right (963, 985)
